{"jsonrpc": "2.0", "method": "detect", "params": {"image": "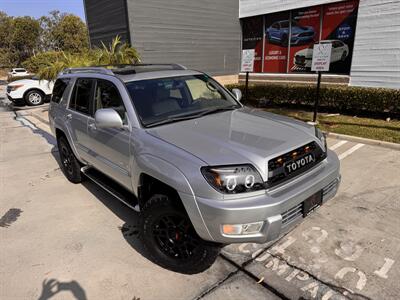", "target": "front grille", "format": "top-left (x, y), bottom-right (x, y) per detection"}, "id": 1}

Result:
top-left (295, 55), bottom-right (305, 64)
top-left (266, 141), bottom-right (326, 189)
top-left (282, 203), bottom-right (303, 226)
